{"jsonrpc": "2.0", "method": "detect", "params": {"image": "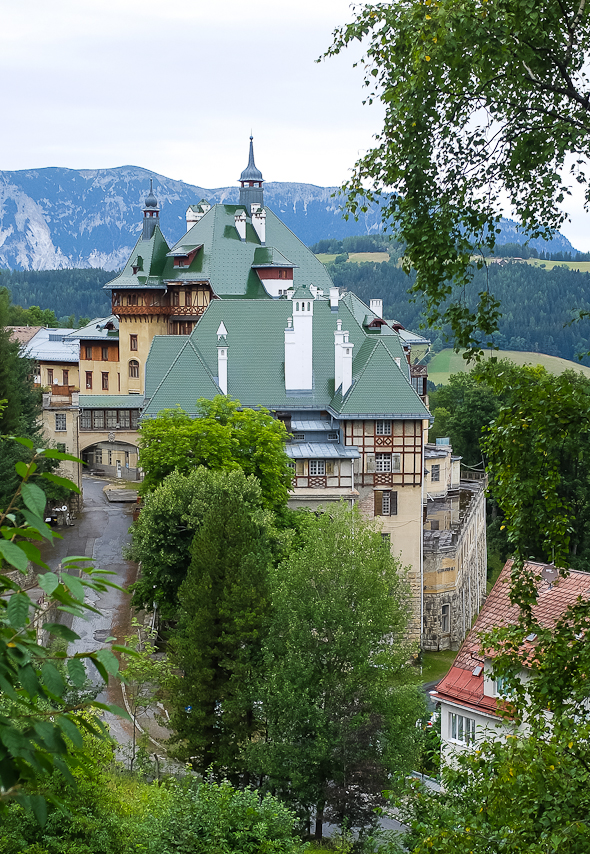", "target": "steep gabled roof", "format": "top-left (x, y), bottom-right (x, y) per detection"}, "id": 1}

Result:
top-left (330, 338), bottom-right (430, 418)
top-left (64, 316), bottom-right (119, 340)
top-left (103, 225), bottom-right (170, 290)
top-left (432, 560), bottom-right (590, 717)
top-left (143, 337), bottom-right (220, 415)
